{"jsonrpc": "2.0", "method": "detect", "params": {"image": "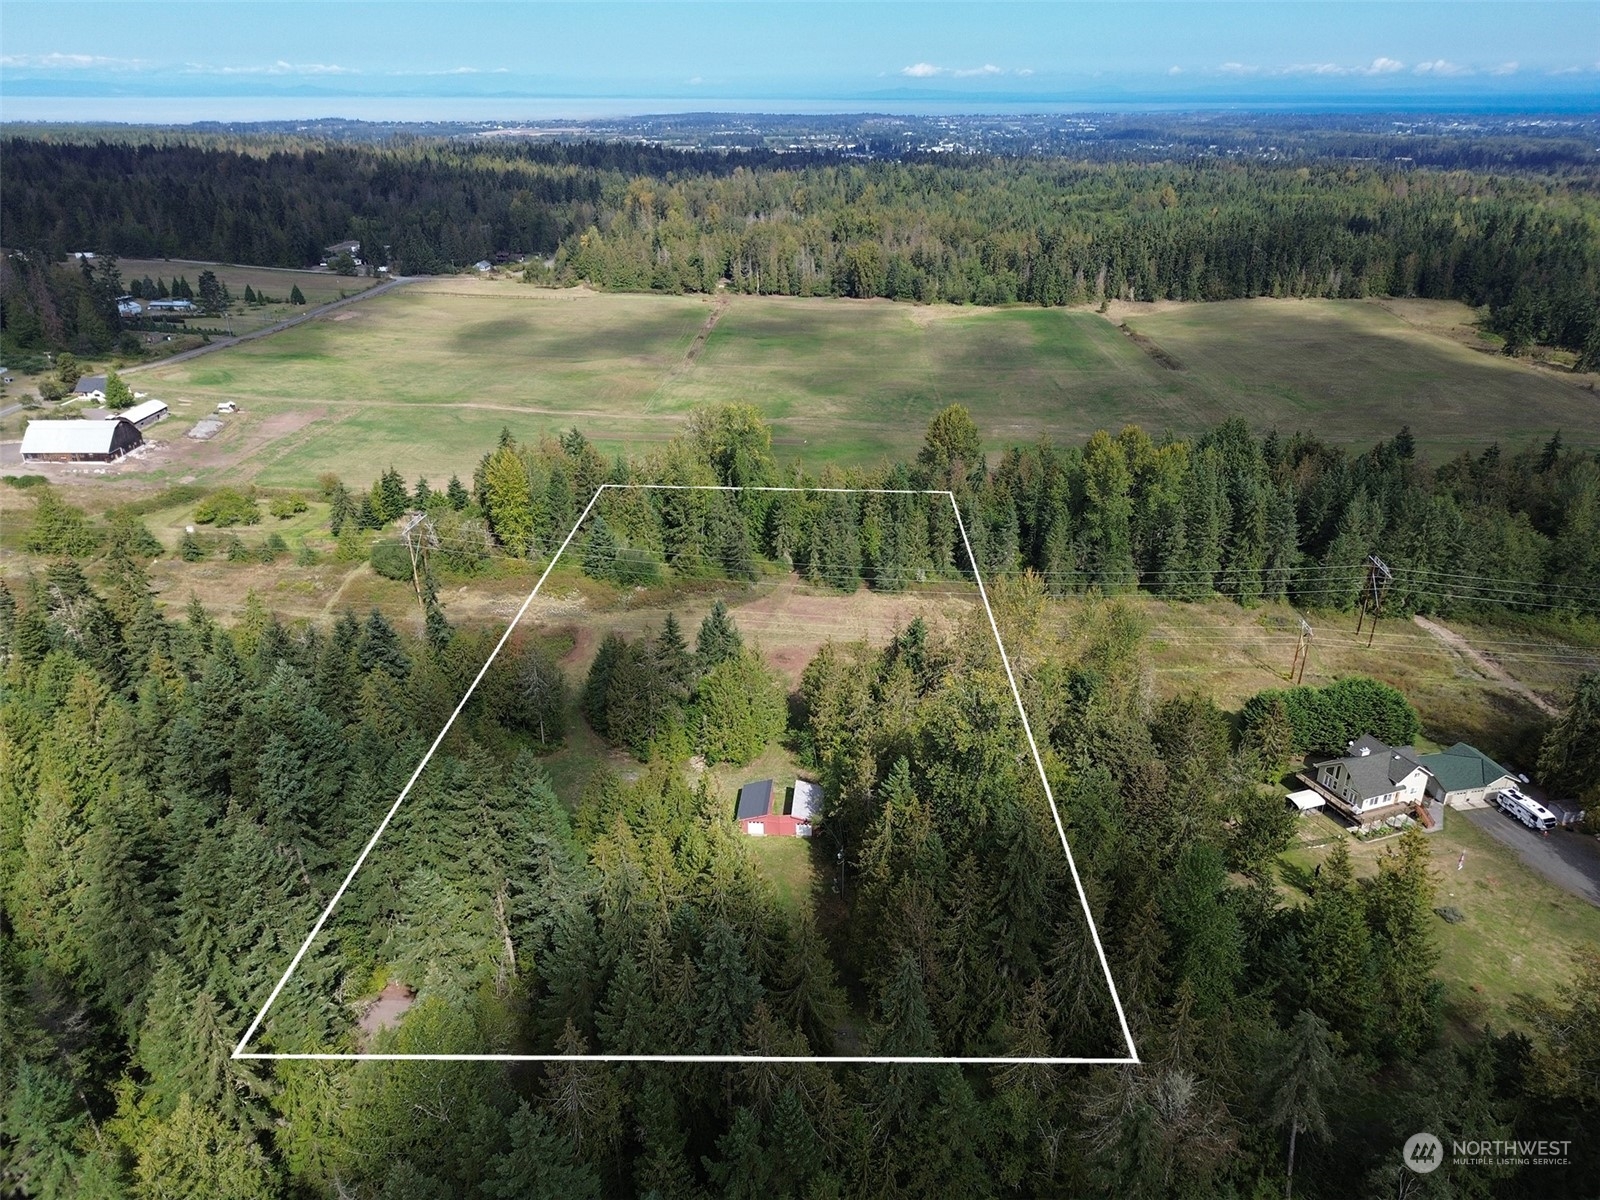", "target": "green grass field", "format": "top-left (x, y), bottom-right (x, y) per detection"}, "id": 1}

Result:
top-left (116, 257), bottom-right (377, 336)
top-left (126, 280), bottom-right (1598, 489)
